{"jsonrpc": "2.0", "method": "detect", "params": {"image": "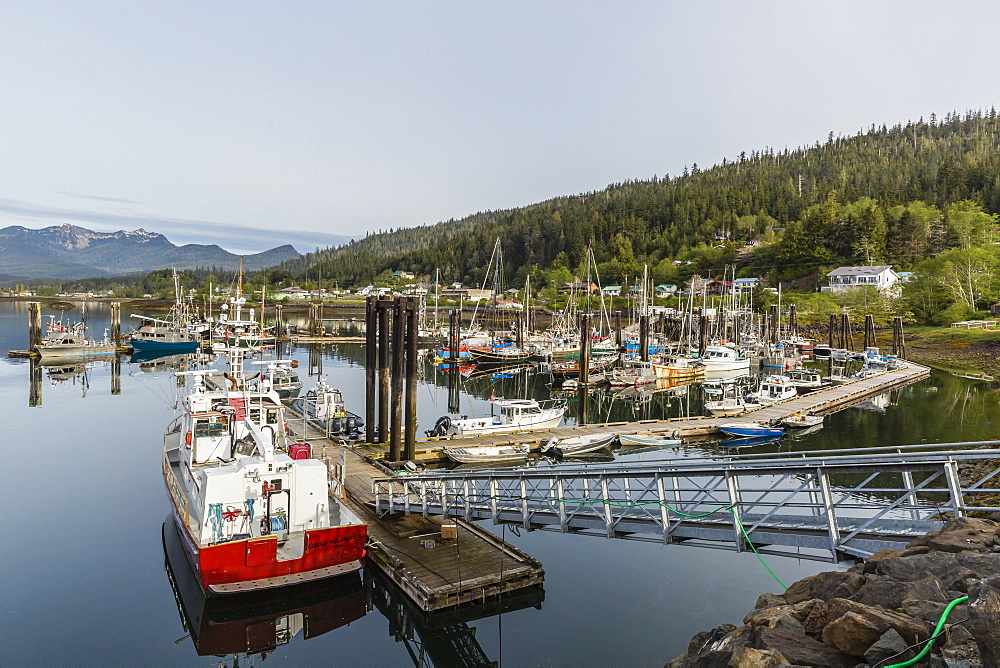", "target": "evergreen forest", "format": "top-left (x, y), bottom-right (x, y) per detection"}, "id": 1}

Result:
top-left (280, 111), bottom-right (999, 293)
